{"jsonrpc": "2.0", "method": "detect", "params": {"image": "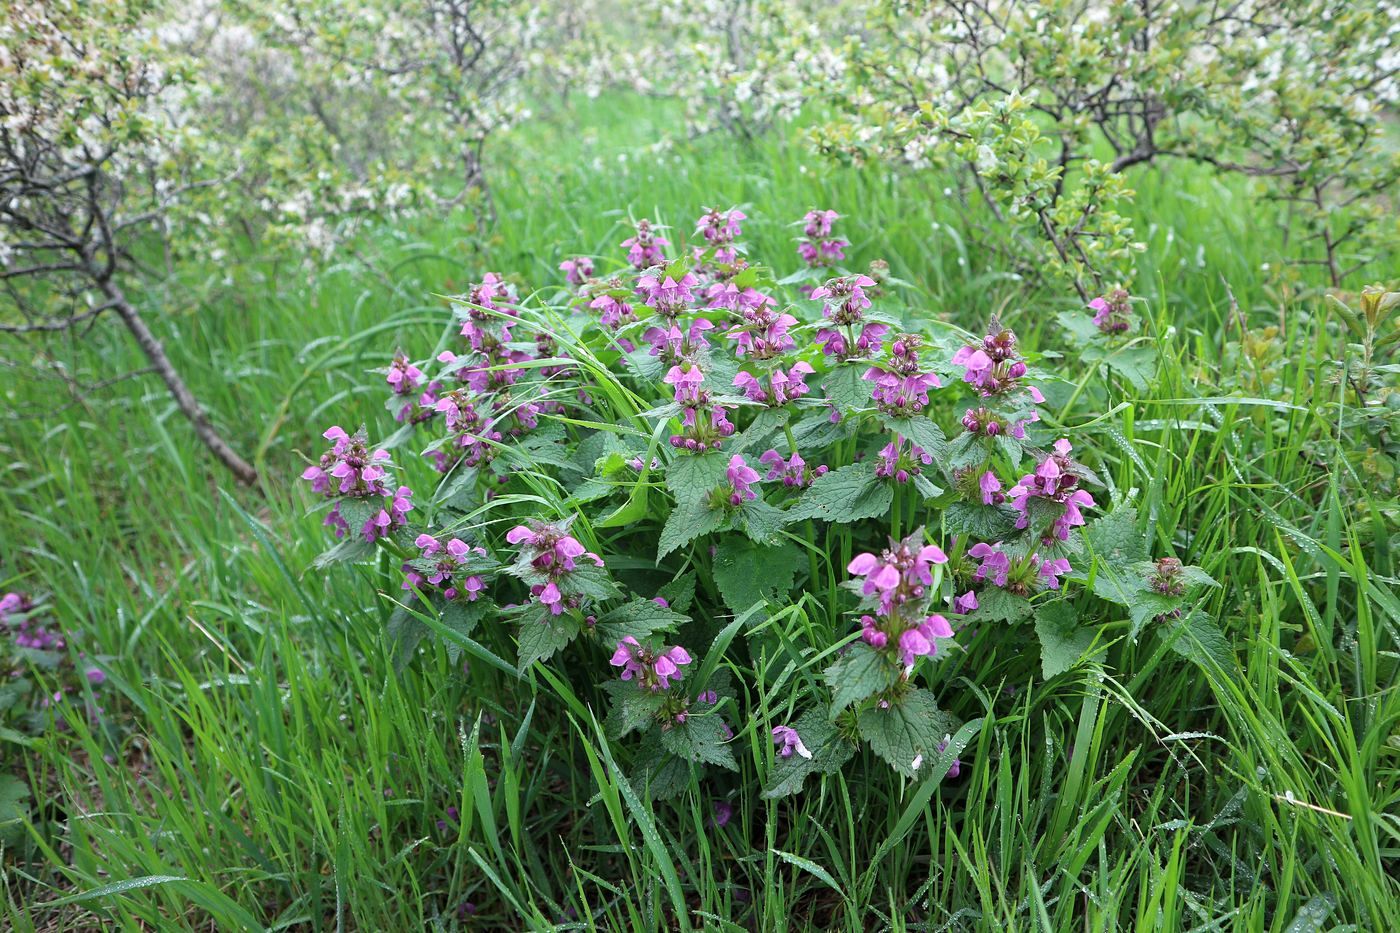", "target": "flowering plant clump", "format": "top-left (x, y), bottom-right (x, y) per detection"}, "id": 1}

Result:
top-left (1, 591), bottom-right (107, 737)
top-left (302, 205), bottom-right (1230, 803)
